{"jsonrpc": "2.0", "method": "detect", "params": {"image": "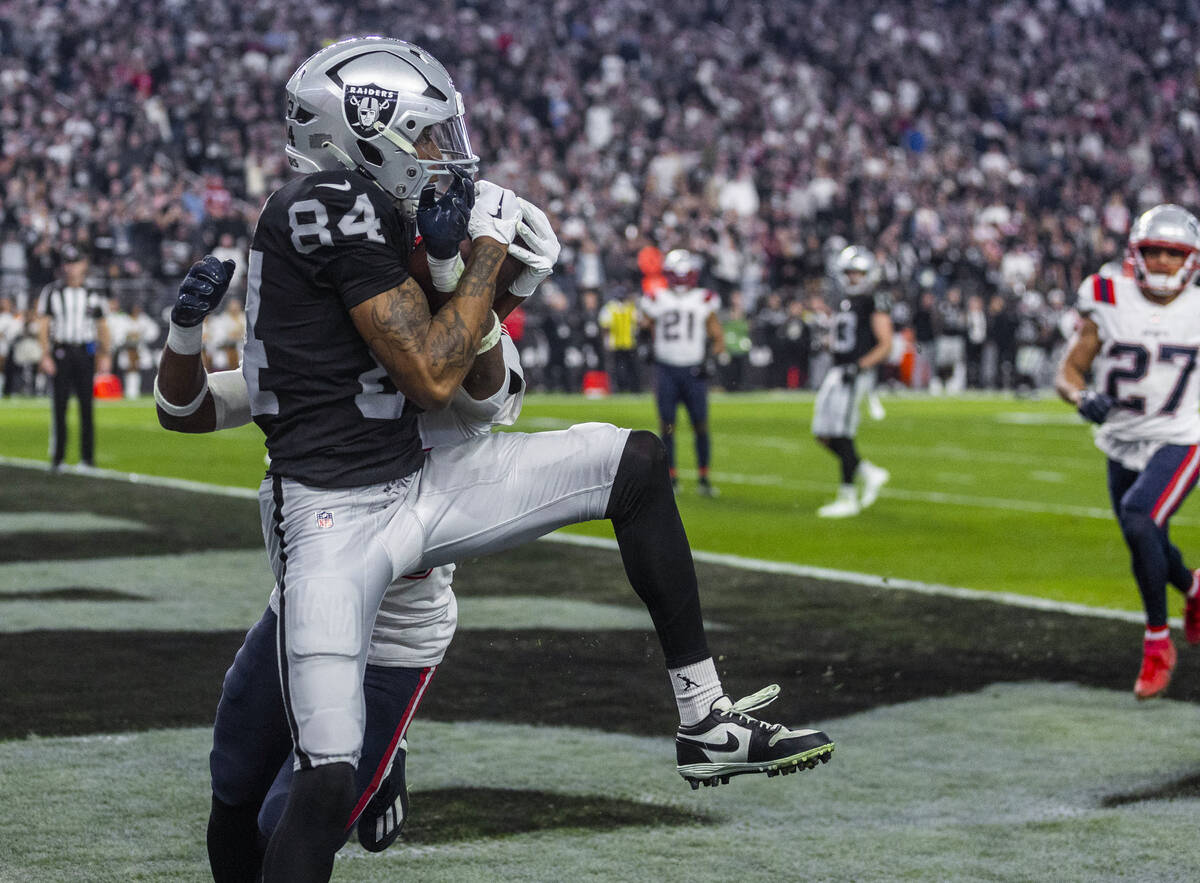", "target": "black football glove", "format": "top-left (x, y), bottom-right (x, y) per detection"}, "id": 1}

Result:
top-left (417, 166), bottom-right (475, 260)
top-left (841, 362), bottom-right (860, 385)
top-left (172, 256), bottom-right (236, 328)
top-left (1077, 390), bottom-right (1115, 424)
